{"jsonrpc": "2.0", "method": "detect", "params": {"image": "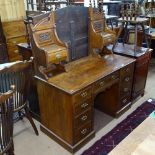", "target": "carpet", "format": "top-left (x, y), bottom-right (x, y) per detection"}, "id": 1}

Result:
top-left (82, 99), bottom-right (155, 155)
